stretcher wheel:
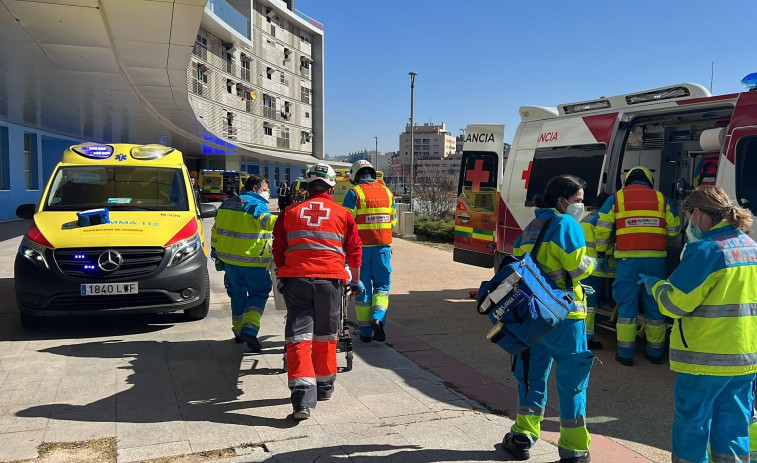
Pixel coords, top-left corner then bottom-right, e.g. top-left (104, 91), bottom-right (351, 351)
top-left (345, 351), bottom-right (353, 371)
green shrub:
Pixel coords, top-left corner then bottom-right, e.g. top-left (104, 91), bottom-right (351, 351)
top-left (414, 215), bottom-right (454, 243)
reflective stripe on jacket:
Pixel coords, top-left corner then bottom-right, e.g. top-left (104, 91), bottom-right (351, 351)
top-left (580, 210), bottom-right (615, 278)
top-left (343, 179), bottom-right (397, 246)
top-left (651, 222), bottom-right (757, 376)
top-left (211, 192), bottom-right (275, 267)
top-left (275, 194), bottom-right (362, 279)
top-left (513, 208), bottom-right (596, 320)
top-left (596, 183), bottom-right (680, 258)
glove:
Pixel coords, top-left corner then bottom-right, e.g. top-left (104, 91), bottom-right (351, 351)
top-left (637, 273), bottom-right (661, 295)
top-left (596, 256), bottom-right (609, 275)
top-left (349, 280), bottom-right (365, 298)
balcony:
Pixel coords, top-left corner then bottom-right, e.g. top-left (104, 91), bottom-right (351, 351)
top-left (206, 0), bottom-right (249, 39)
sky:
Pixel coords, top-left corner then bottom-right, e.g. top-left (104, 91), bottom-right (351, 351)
top-left (295, 0), bottom-right (757, 158)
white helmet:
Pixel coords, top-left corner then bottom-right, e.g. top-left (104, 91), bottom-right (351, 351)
top-left (349, 159), bottom-right (376, 184)
top-left (306, 163), bottom-right (337, 186)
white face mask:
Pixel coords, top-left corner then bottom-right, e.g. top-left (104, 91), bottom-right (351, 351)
top-left (259, 190), bottom-right (270, 200)
top-left (564, 201), bottom-right (584, 222)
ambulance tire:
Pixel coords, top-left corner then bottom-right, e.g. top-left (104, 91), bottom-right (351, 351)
top-left (19, 311), bottom-right (44, 329)
top-left (184, 270), bottom-right (210, 321)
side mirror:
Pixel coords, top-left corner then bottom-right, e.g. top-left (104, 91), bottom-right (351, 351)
top-left (16, 204), bottom-right (36, 220)
top-left (199, 203), bottom-right (217, 219)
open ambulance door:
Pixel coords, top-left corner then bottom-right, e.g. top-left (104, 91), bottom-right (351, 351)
top-left (453, 124), bottom-right (505, 268)
top-left (726, 127), bottom-right (757, 236)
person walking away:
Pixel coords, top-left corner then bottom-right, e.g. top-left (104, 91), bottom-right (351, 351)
top-left (595, 166), bottom-right (680, 366)
top-left (342, 160), bottom-right (397, 342)
top-left (502, 175), bottom-right (596, 463)
top-left (639, 185), bottom-right (757, 463)
top-left (272, 163), bottom-right (364, 421)
top-left (579, 192), bottom-right (614, 350)
top-left (278, 181), bottom-right (291, 212)
top-left (190, 176), bottom-right (201, 205)
top-left (211, 175), bottom-right (275, 351)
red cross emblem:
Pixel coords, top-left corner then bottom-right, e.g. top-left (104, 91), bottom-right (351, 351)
top-left (521, 161), bottom-right (533, 189)
top-left (301, 201), bottom-right (331, 226)
top-left (465, 159), bottom-right (490, 193)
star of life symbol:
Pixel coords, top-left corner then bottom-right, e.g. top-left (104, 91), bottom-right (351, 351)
top-left (301, 201), bottom-right (331, 226)
top-left (115, 154), bottom-right (127, 161)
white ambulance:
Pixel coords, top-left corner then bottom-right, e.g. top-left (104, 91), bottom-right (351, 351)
top-left (455, 83), bottom-right (757, 275)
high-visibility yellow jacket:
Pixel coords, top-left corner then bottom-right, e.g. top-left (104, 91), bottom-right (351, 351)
top-left (596, 183), bottom-right (680, 258)
top-left (514, 208), bottom-right (596, 320)
top-left (651, 222), bottom-right (757, 376)
top-left (211, 191), bottom-right (276, 267)
top-left (580, 210), bottom-right (616, 278)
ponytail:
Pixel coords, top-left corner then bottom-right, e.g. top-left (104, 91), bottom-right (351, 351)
top-left (683, 185), bottom-right (753, 231)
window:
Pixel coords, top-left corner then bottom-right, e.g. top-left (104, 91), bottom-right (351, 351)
top-left (197, 65), bottom-right (207, 84)
top-left (277, 127), bottom-right (290, 149)
top-left (274, 167), bottom-right (280, 184)
top-left (24, 133), bottom-right (38, 190)
top-left (300, 168), bottom-right (306, 178)
top-left (226, 79), bottom-right (233, 94)
top-left (263, 94), bottom-right (277, 119)
top-left (305, 112), bottom-right (310, 119)
top-left (285, 168), bottom-right (291, 182)
top-left (264, 123), bottom-right (273, 136)
top-left (434, 145), bottom-right (439, 149)
top-left (526, 144), bottom-right (606, 208)
top-left (457, 151), bottom-right (498, 212)
top-left (263, 166), bottom-right (269, 179)
top-left (266, 67), bottom-right (273, 80)
top-left (422, 139), bottom-right (430, 143)
top-left (0, 126), bottom-right (8, 190)
top-left (240, 56), bottom-right (251, 82)
top-left (735, 135), bottom-right (757, 214)
top-left (193, 34), bottom-right (207, 59)
top-left (300, 58), bottom-right (310, 78)
top-left (280, 72), bottom-right (286, 85)
top-left (301, 86), bottom-right (311, 104)
top-left (301, 130), bottom-right (311, 144)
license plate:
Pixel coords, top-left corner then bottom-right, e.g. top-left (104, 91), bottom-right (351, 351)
top-left (81, 282), bottom-right (138, 296)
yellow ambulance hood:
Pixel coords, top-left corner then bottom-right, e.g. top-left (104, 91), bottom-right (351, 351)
top-left (33, 211), bottom-right (196, 248)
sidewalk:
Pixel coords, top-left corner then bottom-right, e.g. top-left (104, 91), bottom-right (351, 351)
top-left (0, 217), bottom-right (659, 462)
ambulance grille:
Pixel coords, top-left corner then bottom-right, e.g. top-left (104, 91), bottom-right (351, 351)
top-left (46, 293), bottom-right (174, 311)
top-left (54, 247), bottom-right (165, 278)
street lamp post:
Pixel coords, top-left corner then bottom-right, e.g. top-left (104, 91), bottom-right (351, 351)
top-left (408, 71), bottom-right (417, 211)
top-left (374, 136), bottom-right (378, 169)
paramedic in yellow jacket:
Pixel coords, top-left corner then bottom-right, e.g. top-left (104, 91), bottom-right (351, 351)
top-left (503, 175), bottom-right (595, 463)
top-left (639, 186), bottom-right (757, 463)
top-left (211, 175), bottom-right (276, 351)
top-left (579, 192), bottom-right (614, 351)
top-left (342, 160), bottom-right (397, 343)
top-left (595, 166), bottom-right (680, 366)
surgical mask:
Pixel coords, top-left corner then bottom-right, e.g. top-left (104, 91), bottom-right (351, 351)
top-left (562, 199), bottom-right (584, 222)
top-left (259, 190), bottom-right (270, 200)
top-left (686, 221), bottom-right (702, 243)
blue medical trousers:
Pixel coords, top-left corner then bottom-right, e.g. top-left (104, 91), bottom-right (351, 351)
top-left (511, 318), bottom-right (594, 459)
top-left (672, 372), bottom-right (755, 463)
top-left (224, 264), bottom-right (271, 338)
top-left (356, 246), bottom-right (392, 338)
top-left (613, 257), bottom-right (666, 360)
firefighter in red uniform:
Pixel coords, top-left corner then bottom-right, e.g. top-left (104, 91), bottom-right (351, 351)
top-left (272, 163), bottom-right (363, 420)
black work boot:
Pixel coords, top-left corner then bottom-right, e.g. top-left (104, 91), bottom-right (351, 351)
top-left (501, 432), bottom-right (531, 460)
top-left (559, 451), bottom-right (591, 462)
top-left (615, 353), bottom-right (633, 366)
top-left (292, 407), bottom-right (310, 420)
top-left (371, 320), bottom-right (386, 342)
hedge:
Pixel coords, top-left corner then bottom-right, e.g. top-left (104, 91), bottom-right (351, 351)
top-left (414, 215), bottom-right (454, 243)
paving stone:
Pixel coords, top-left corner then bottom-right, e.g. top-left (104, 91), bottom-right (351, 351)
top-left (117, 440), bottom-right (193, 463)
top-left (44, 407), bottom-right (116, 442)
top-left (0, 430), bottom-right (44, 461)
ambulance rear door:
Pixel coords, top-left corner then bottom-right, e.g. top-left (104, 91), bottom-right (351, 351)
top-left (453, 124), bottom-right (505, 268)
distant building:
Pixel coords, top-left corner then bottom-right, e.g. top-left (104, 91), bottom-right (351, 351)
top-left (394, 122), bottom-right (458, 187)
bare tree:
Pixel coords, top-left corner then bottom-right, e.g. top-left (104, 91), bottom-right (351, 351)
top-left (414, 165), bottom-right (457, 221)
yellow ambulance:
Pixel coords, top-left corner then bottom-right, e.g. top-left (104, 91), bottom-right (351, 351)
top-left (14, 143), bottom-right (218, 328)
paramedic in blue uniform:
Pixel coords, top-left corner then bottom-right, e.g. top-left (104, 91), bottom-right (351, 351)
top-left (502, 175), bottom-right (596, 463)
top-left (640, 186), bottom-right (757, 463)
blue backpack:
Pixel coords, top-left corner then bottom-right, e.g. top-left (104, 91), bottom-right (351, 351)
top-left (476, 216), bottom-right (575, 356)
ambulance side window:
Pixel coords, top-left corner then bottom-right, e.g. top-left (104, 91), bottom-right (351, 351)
top-left (735, 135), bottom-right (757, 213)
top-left (525, 144), bottom-right (605, 208)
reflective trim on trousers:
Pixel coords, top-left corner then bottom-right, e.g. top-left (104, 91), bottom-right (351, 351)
top-left (561, 416), bottom-right (586, 428)
top-left (288, 376), bottom-right (316, 388)
top-left (286, 333), bottom-right (313, 343)
top-left (618, 340), bottom-right (636, 349)
top-left (671, 455), bottom-right (697, 463)
top-left (316, 373), bottom-right (337, 382)
top-left (314, 333), bottom-right (338, 342)
top-left (518, 405), bottom-right (545, 417)
top-left (710, 450), bottom-right (749, 463)
top-left (617, 317), bottom-right (637, 325)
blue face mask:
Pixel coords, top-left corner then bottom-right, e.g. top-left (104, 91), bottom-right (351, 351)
top-left (686, 213), bottom-right (702, 243)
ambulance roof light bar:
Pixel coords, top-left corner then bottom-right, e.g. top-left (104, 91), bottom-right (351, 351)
top-left (130, 144), bottom-right (174, 160)
top-left (72, 143), bottom-right (114, 159)
top-left (625, 86), bottom-right (691, 105)
top-left (742, 73), bottom-right (757, 91)
top-left (561, 99), bottom-right (611, 115)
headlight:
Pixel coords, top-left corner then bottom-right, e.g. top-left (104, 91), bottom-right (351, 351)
top-left (167, 233), bottom-right (201, 267)
top-left (19, 236), bottom-right (50, 269)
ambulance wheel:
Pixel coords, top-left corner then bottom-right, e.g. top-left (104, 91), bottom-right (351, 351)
top-left (19, 311), bottom-right (44, 329)
top-left (345, 351), bottom-right (353, 371)
top-left (184, 270), bottom-right (210, 321)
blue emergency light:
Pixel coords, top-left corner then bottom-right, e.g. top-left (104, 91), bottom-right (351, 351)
top-left (77, 208), bottom-right (110, 227)
top-left (72, 144), bottom-right (114, 159)
top-left (741, 73), bottom-right (757, 90)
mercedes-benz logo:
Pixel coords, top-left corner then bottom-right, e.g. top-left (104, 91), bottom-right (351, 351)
top-left (97, 250), bottom-right (123, 272)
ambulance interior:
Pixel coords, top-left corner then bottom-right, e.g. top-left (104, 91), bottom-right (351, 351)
top-left (613, 106), bottom-right (734, 272)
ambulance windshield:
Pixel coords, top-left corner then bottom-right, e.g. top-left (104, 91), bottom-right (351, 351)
top-left (45, 166), bottom-right (189, 211)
